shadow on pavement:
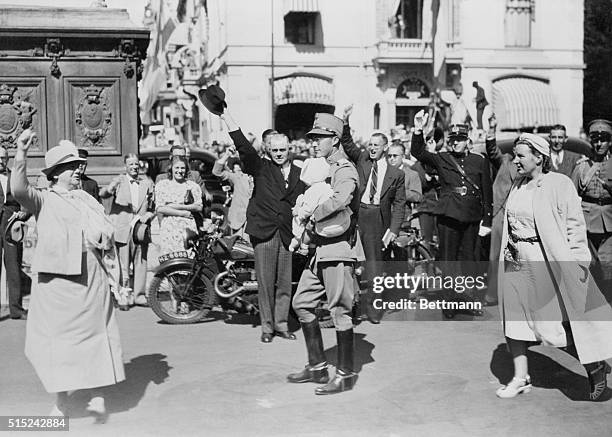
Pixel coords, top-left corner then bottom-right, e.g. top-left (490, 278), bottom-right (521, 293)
top-left (489, 343), bottom-right (611, 401)
top-left (67, 353), bottom-right (172, 417)
top-left (324, 332), bottom-right (375, 373)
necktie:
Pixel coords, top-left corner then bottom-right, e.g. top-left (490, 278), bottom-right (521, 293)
top-left (130, 178), bottom-right (139, 184)
top-left (369, 160), bottom-right (378, 204)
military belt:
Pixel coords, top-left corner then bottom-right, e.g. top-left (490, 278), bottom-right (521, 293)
top-left (582, 196), bottom-right (612, 206)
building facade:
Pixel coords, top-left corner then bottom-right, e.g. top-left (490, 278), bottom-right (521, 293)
top-left (202, 0), bottom-right (584, 141)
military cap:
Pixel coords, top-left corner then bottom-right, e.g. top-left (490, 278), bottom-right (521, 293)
top-left (588, 119), bottom-right (612, 135)
top-left (448, 124), bottom-right (469, 139)
top-left (77, 148), bottom-right (89, 158)
top-left (307, 113), bottom-right (343, 138)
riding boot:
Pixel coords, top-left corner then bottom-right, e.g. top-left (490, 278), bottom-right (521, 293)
top-left (287, 319), bottom-right (329, 383)
top-left (315, 329), bottom-right (358, 395)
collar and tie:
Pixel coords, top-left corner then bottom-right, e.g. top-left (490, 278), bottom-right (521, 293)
top-left (369, 159), bottom-right (378, 203)
top-left (129, 178), bottom-right (140, 184)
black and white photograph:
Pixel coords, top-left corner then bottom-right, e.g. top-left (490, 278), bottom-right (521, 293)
top-left (1, 0), bottom-right (611, 436)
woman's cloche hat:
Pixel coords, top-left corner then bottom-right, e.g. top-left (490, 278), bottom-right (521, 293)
top-left (41, 140), bottom-right (86, 176)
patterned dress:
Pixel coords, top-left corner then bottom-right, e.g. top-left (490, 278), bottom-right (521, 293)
top-left (155, 179), bottom-right (202, 255)
top-left (502, 178), bottom-right (567, 346)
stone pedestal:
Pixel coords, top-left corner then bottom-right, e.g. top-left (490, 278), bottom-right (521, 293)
top-left (0, 5), bottom-right (149, 184)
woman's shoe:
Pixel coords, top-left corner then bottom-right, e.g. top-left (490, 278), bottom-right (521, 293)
top-left (86, 396), bottom-right (108, 424)
top-left (496, 376), bottom-right (532, 398)
top-left (587, 361), bottom-right (611, 401)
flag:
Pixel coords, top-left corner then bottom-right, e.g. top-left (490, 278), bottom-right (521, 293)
top-left (139, 0), bottom-right (177, 124)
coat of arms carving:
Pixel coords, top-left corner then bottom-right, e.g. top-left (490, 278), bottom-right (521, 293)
top-left (0, 84), bottom-right (37, 149)
top-left (75, 84), bottom-right (112, 147)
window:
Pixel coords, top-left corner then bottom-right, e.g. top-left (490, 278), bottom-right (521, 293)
top-left (505, 0), bottom-right (533, 47)
top-left (389, 0), bottom-right (423, 39)
top-left (284, 12), bottom-right (318, 45)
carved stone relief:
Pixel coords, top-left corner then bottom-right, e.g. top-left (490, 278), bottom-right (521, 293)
top-left (0, 83), bottom-right (41, 149)
top-left (75, 84), bottom-right (113, 148)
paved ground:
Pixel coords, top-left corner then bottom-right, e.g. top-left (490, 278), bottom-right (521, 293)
top-left (1, 304), bottom-right (611, 437)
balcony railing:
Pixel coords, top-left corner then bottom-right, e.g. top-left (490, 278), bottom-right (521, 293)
top-left (375, 38), bottom-right (432, 62)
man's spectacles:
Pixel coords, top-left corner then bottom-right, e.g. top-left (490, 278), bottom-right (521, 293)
top-left (269, 148), bottom-right (287, 153)
top-left (590, 133), bottom-right (611, 143)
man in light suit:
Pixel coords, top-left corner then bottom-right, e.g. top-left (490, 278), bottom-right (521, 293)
top-left (100, 154), bottom-right (155, 307)
top-left (340, 106), bottom-right (406, 323)
top-left (549, 124), bottom-right (581, 178)
top-left (0, 146), bottom-right (31, 319)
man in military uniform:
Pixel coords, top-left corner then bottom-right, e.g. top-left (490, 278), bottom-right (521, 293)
top-left (572, 119), bottom-right (612, 287)
top-left (411, 111), bottom-right (492, 313)
top-left (288, 113), bottom-right (361, 395)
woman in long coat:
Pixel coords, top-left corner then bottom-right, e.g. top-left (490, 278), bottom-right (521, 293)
top-left (496, 133), bottom-right (612, 400)
top-left (12, 129), bottom-right (125, 419)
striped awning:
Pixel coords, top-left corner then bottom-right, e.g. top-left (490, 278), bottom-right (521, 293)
top-left (492, 77), bottom-right (559, 130)
top-left (274, 74), bottom-right (334, 106)
top-left (284, 0), bottom-right (319, 13)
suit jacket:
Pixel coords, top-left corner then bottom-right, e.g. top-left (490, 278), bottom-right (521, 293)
top-left (412, 132), bottom-right (493, 226)
top-left (550, 149), bottom-right (581, 179)
top-left (340, 125), bottom-right (406, 235)
top-left (229, 129), bottom-right (305, 247)
top-left (107, 175), bottom-right (155, 244)
top-left (80, 174), bottom-right (101, 203)
top-left (0, 169), bottom-right (32, 235)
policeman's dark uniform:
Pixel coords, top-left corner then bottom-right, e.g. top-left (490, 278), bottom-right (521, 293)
top-left (572, 119), bottom-right (612, 285)
top-left (412, 124), bottom-right (493, 262)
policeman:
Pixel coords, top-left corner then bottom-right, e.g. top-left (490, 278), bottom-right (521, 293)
top-left (288, 113), bottom-right (361, 395)
top-left (411, 110), bottom-right (492, 314)
top-left (572, 119), bottom-right (612, 286)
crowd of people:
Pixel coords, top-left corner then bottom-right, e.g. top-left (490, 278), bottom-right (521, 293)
top-left (2, 86), bottom-right (612, 420)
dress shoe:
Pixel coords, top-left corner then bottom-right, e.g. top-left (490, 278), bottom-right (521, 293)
top-left (495, 376), bottom-right (532, 398)
top-left (86, 396), bottom-right (108, 424)
top-left (261, 333), bottom-right (274, 343)
top-left (315, 370), bottom-right (358, 395)
top-left (10, 312), bottom-right (27, 320)
top-left (274, 331), bottom-right (297, 340)
top-left (134, 295), bottom-right (149, 307)
top-left (287, 364), bottom-right (329, 384)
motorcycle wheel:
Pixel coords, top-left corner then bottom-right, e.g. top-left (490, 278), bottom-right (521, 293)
top-left (149, 266), bottom-right (215, 324)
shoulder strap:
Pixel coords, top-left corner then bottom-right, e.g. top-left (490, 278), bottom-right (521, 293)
top-left (445, 153), bottom-right (480, 191)
top-left (579, 161), bottom-right (599, 195)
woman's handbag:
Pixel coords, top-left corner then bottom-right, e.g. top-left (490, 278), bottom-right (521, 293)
top-left (184, 188), bottom-right (195, 205)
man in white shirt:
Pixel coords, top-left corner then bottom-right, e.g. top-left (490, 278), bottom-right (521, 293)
top-left (100, 154), bottom-right (155, 307)
top-left (549, 124), bottom-right (581, 178)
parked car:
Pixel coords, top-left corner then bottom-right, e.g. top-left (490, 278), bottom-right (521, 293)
top-left (139, 147), bottom-right (228, 221)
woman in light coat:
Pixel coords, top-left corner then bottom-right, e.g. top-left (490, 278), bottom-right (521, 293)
top-left (12, 129), bottom-right (125, 420)
top-left (496, 133), bottom-right (612, 400)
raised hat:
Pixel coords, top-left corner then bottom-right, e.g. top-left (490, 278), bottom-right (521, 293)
top-left (307, 113), bottom-right (343, 138)
top-left (41, 140), bottom-right (86, 176)
top-left (5, 214), bottom-right (27, 245)
top-left (198, 84), bottom-right (227, 116)
top-left (588, 119), bottom-right (612, 135)
top-left (448, 124), bottom-right (469, 139)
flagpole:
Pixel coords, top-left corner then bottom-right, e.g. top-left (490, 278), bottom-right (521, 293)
top-left (270, 0), bottom-right (275, 129)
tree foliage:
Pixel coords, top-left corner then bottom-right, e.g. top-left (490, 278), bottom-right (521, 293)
top-left (584, 0), bottom-right (612, 125)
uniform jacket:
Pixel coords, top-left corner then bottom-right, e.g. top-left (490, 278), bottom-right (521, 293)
top-left (499, 172), bottom-right (612, 363)
top-left (105, 175), bottom-right (155, 244)
top-left (229, 129), bottom-right (305, 247)
top-left (312, 148), bottom-right (362, 262)
top-left (550, 149), bottom-right (582, 179)
top-left (340, 124), bottom-right (406, 235)
top-left (412, 161), bottom-right (439, 214)
top-left (412, 132), bottom-right (493, 226)
top-left (571, 157), bottom-right (612, 233)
